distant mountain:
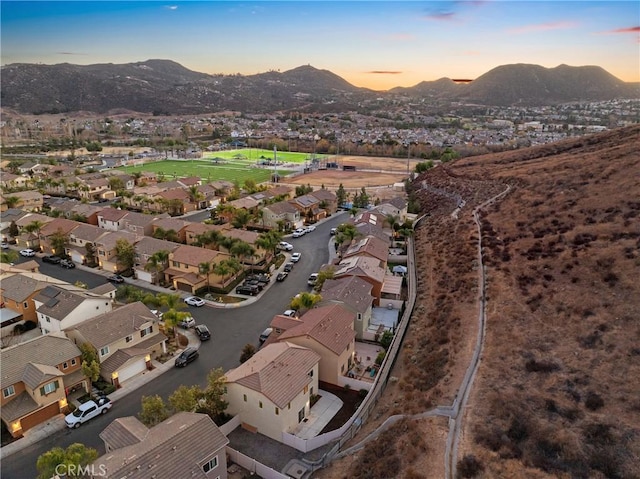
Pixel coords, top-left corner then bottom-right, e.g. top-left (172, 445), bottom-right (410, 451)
top-left (1, 60), bottom-right (637, 115)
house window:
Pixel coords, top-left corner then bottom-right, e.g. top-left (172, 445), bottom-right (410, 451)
top-left (172, 261), bottom-right (180, 268)
top-left (46, 317), bottom-right (50, 323)
top-left (141, 326), bottom-right (153, 337)
top-left (125, 335), bottom-right (133, 343)
top-left (100, 346), bottom-right (110, 357)
top-left (42, 381), bottom-right (58, 395)
top-left (42, 329), bottom-right (49, 334)
top-left (259, 401), bottom-right (263, 409)
top-left (62, 362), bottom-right (68, 370)
top-left (308, 369), bottom-right (314, 377)
top-left (357, 313), bottom-right (362, 321)
top-left (202, 456), bottom-right (218, 473)
top-left (243, 394), bottom-right (247, 402)
top-left (23, 302), bottom-right (28, 308)
top-left (71, 358), bottom-right (77, 366)
top-left (341, 364), bottom-right (345, 373)
top-left (304, 385), bottom-right (308, 394)
top-left (288, 403), bottom-right (291, 409)
top-left (3, 386), bottom-right (15, 398)
top-left (275, 407), bottom-right (279, 415)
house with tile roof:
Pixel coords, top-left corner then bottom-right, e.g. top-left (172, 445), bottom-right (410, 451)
top-left (150, 217), bottom-right (191, 243)
top-left (121, 210), bottom-right (168, 237)
top-left (276, 304), bottom-right (356, 386)
top-left (309, 188), bottom-right (338, 215)
top-left (38, 218), bottom-right (81, 255)
top-left (34, 284), bottom-right (114, 333)
top-left (0, 190), bottom-right (43, 212)
top-left (374, 196), bottom-right (408, 221)
top-left (262, 200), bottom-right (302, 231)
top-left (95, 412), bottom-right (229, 479)
top-left (97, 208), bottom-right (130, 231)
top-left (318, 277), bottom-right (374, 340)
top-left (1, 332), bottom-right (88, 438)
top-left (133, 236), bottom-right (180, 284)
top-left (342, 235), bottom-right (390, 265)
top-left (95, 230), bottom-right (140, 273)
top-left (0, 208), bottom-right (27, 243)
top-left (332, 256), bottom-right (387, 306)
top-left (225, 342), bottom-right (320, 442)
top-left (288, 194), bottom-right (326, 224)
top-left (353, 221), bottom-right (390, 244)
top-left (165, 245), bottom-right (233, 292)
top-left (66, 223), bottom-right (108, 265)
top-left (66, 302), bottom-right (167, 387)
top-left (184, 222), bottom-right (229, 246)
top-left (0, 273), bottom-right (69, 323)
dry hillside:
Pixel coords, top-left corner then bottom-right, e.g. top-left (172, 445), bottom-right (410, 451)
top-left (317, 125), bottom-right (639, 478)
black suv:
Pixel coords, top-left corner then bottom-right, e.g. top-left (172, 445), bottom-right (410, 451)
top-left (42, 255), bottom-right (61, 264)
top-left (175, 347), bottom-right (199, 367)
top-left (194, 325), bottom-right (211, 341)
top-left (235, 284), bottom-right (259, 296)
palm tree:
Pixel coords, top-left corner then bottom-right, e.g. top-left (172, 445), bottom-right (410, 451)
top-left (144, 250), bottom-right (169, 285)
top-left (3, 196), bottom-right (20, 209)
top-left (213, 258), bottom-right (242, 287)
top-left (198, 261), bottom-right (212, 292)
top-left (187, 185), bottom-right (204, 207)
top-left (230, 241), bottom-right (256, 272)
top-left (0, 250), bottom-right (19, 264)
top-left (231, 209), bottom-right (251, 230)
top-left (256, 230), bottom-right (282, 262)
top-left (385, 214), bottom-right (401, 239)
top-left (290, 292), bottom-right (322, 314)
top-left (195, 230), bottom-right (223, 250)
top-left (161, 309), bottom-right (192, 347)
top-left (158, 293), bottom-right (185, 311)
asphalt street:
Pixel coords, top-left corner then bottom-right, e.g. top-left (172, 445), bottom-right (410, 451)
top-left (1, 212), bottom-right (347, 479)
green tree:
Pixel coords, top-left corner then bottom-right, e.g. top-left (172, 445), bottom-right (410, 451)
top-left (79, 343), bottom-right (100, 383)
top-left (315, 267), bottom-right (335, 291)
top-left (213, 258), bottom-right (242, 286)
top-left (335, 183), bottom-right (347, 207)
top-left (187, 185), bottom-right (204, 205)
top-left (240, 344), bottom-right (256, 363)
top-left (24, 220), bottom-right (45, 236)
top-left (243, 178), bottom-right (257, 193)
top-left (198, 261), bottom-right (212, 292)
top-left (8, 220), bottom-right (19, 238)
top-left (0, 250), bottom-right (18, 264)
top-left (139, 395), bottom-right (170, 427)
top-left (3, 196), bottom-right (20, 209)
top-left (36, 443), bottom-right (98, 479)
top-left (256, 230), bottom-right (282, 261)
top-left (231, 209), bottom-right (252, 229)
top-left (415, 160), bottom-right (434, 173)
top-left (49, 229), bottom-right (69, 257)
top-left (290, 291), bottom-right (322, 313)
top-left (145, 250), bottom-right (170, 285)
top-left (107, 176), bottom-right (125, 194)
top-left (229, 240), bottom-right (256, 270)
top-left (197, 368), bottom-right (229, 423)
top-left (115, 238), bottom-right (136, 274)
top-left (168, 384), bottom-right (200, 413)
top-left (379, 330), bottom-right (394, 350)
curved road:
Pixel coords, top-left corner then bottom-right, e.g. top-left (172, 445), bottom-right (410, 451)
top-left (1, 213), bottom-right (347, 479)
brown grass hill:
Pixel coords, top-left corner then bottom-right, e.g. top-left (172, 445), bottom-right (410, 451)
top-left (314, 125), bottom-right (639, 479)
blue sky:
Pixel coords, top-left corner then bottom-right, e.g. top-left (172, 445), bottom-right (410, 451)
top-left (1, 1), bottom-right (638, 90)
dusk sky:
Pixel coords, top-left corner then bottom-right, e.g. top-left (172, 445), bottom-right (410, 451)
top-left (1, 1), bottom-right (638, 90)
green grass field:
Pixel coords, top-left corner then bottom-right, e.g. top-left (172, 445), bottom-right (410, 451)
top-left (204, 148), bottom-right (326, 164)
top-left (118, 157), bottom-right (294, 184)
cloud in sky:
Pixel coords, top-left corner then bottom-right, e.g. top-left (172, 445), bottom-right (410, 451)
top-left (57, 52), bottom-right (87, 56)
top-left (366, 71), bottom-right (403, 75)
top-left (165, 5), bottom-right (178, 10)
top-left (600, 26), bottom-right (640, 34)
top-left (421, 1), bottom-right (486, 21)
top-left (507, 21), bottom-right (578, 34)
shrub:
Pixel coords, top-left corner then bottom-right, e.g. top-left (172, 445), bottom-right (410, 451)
top-left (457, 454), bottom-right (484, 478)
top-left (584, 391), bottom-right (604, 411)
top-left (525, 358), bottom-right (560, 373)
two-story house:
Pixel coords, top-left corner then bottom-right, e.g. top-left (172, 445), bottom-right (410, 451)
top-left (66, 223), bottom-right (108, 265)
top-left (288, 194), bottom-right (325, 224)
top-left (0, 208), bottom-right (27, 243)
top-left (276, 304), bottom-right (356, 386)
top-left (374, 197), bottom-right (408, 223)
top-left (34, 284), bottom-right (114, 333)
top-left (14, 213), bottom-right (55, 249)
top-left (95, 230), bottom-right (140, 273)
top-left (318, 277), bottom-right (374, 340)
top-left (1, 333), bottom-right (88, 438)
top-left (97, 208), bottom-right (130, 232)
top-left (150, 218), bottom-right (191, 243)
top-left (1, 190), bottom-right (43, 212)
top-left (165, 245), bottom-right (233, 292)
top-left (332, 256), bottom-right (387, 306)
top-left (309, 188), bottom-right (338, 216)
top-left (261, 201), bottom-right (302, 231)
top-left (38, 218), bottom-right (80, 255)
top-left (95, 412), bottom-right (229, 479)
top-left (0, 273), bottom-right (68, 324)
top-left (66, 302), bottom-right (167, 387)
top-left (225, 342), bottom-right (320, 442)
top-left (133, 236), bottom-right (180, 284)
top-left (121, 210), bottom-right (169, 237)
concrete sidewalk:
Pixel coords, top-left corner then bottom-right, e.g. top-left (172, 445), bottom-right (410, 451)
top-left (0, 329), bottom-right (200, 460)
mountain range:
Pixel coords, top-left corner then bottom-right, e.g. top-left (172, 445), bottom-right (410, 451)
top-left (1, 60), bottom-right (638, 115)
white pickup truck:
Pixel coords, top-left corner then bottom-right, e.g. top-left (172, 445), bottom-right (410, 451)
top-left (65, 396), bottom-right (112, 428)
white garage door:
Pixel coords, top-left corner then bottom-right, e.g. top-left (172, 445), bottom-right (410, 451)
top-left (117, 358), bottom-right (146, 383)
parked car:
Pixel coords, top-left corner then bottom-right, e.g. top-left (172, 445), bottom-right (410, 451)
top-left (235, 284), bottom-right (259, 296)
top-left (42, 255), bottom-right (61, 264)
top-left (246, 273), bottom-right (270, 284)
top-left (243, 280), bottom-right (264, 291)
top-left (64, 396), bottom-right (112, 429)
top-left (259, 327), bottom-right (273, 343)
top-left (283, 309), bottom-right (297, 317)
top-left (307, 273), bottom-right (319, 286)
top-left (292, 228), bottom-right (306, 238)
top-left (175, 347), bottom-right (199, 367)
top-left (20, 249), bottom-right (36, 257)
top-left (276, 271), bottom-right (288, 282)
top-left (283, 262), bottom-right (294, 272)
top-left (107, 274), bottom-right (125, 284)
top-left (194, 324), bottom-right (211, 341)
top-left (330, 227), bottom-right (338, 236)
top-left (178, 316), bottom-right (196, 329)
top-left (150, 310), bottom-right (163, 319)
top-left (1, 242), bottom-right (9, 249)
top-left (278, 241), bottom-right (293, 251)
top-left (290, 252), bottom-right (301, 263)
top-left (59, 259), bottom-right (75, 269)
top-left (184, 296), bottom-right (205, 307)
top-left (305, 225), bottom-right (316, 233)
